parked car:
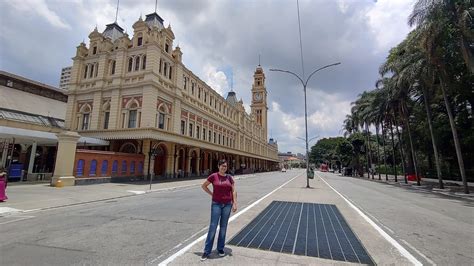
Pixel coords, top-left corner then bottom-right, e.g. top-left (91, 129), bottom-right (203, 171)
top-left (281, 168), bottom-right (287, 172)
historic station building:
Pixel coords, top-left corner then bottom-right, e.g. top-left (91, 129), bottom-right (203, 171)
top-left (62, 10), bottom-right (279, 181)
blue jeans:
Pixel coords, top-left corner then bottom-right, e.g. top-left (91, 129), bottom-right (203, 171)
top-left (204, 201), bottom-right (232, 254)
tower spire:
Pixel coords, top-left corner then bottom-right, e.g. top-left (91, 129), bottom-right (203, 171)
top-left (258, 54), bottom-right (261, 66)
top-left (115, 0), bottom-right (120, 23)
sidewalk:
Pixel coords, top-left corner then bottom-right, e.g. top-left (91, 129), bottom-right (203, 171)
top-left (167, 171), bottom-right (415, 265)
top-left (0, 174), bottom-right (256, 216)
top-left (341, 172), bottom-right (474, 200)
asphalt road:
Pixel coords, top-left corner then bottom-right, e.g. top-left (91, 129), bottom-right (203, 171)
top-left (317, 171), bottom-right (474, 266)
top-left (0, 171), bottom-right (297, 265)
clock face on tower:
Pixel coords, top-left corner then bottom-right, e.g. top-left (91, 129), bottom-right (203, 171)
top-left (254, 92), bottom-right (263, 101)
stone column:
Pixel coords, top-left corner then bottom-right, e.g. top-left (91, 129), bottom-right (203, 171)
top-left (143, 139), bottom-right (151, 179)
top-left (196, 157), bottom-right (201, 176)
top-left (27, 141), bottom-right (37, 180)
top-left (52, 131), bottom-right (81, 186)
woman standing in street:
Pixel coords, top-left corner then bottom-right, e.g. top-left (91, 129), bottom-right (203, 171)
top-left (0, 168), bottom-right (8, 202)
top-left (201, 159), bottom-right (237, 261)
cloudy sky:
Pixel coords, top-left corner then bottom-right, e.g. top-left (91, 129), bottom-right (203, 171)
top-left (0, 0), bottom-right (414, 154)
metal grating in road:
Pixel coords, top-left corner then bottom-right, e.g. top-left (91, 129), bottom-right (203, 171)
top-left (228, 201), bottom-right (374, 265)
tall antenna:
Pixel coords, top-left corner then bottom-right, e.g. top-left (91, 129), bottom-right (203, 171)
top-left (115, 0), bottom-right (120, 23)
top-left (155, 0), bottom-right (158, 13)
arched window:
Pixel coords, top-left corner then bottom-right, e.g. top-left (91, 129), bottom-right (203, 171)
top-left (137, 33), bottom-right (143, 46)
top-left (119, 143), bottom-right (137, 153)
top-left (128, 102), bottom-right (138, 128)
top-left (121, 160), bottom-right (127, 174)
top-left (110, 60), bottom-right (116, 75)
top-left (128, 57), bottom-right (133, 72)
top-left (112, 160), bottom-right (118, 175)
top-left (102, 102), bottom-right (110, 129)
top-left (79, 104), bottom-right (92, 130)
top-left (134, 56), bottom-right (140, 71)
top-left (130, 161), bottom-right (136, 174)
top-left (142, 55), bottom-right (146, 70)
top-left (76, 159), bottom-right (85, 176)
top-left (94, 62), bottom-right (99, 77)
top-left (90, 159), bottom-right (97, 176)
top-left (101, 160), bottom-right (108, 176)
top-left (138, 162), bottom-right (143, 174)
top-left (83, 65), bottom-right (88, 79)
top-left (89, 64), bottom-right (94, 78)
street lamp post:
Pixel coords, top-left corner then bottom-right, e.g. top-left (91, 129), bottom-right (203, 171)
top-left (148, 147), bottom-right (160, 190)
top-left (270, 62), bottom-right (340, 188)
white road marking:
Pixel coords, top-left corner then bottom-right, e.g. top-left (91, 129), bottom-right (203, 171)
top-left (317, 173), bottom-right (423, 266)
top-left (401, 239), bottom-right (436, 266)
top-left (0, 207), bottom-right (23, 215)
top-left (158, 171), bottom-right (303, 266)
top-left (0, 215), bottom-right (35, 225)
top-left (127, 190), bottom-right (146, 194)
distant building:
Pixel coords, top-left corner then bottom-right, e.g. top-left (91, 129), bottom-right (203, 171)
top-left (0, 70), bottom-right (106, 181)
top-left (59, 66), bottom-right (72, 90)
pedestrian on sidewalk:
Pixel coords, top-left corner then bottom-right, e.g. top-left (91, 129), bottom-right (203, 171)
top-left (201, 159), bottom-right (237, 261)
top-left (0, 168), bottom-right (8, 202)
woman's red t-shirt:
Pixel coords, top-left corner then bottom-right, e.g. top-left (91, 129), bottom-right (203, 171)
top-left (207, 173), bottom-right (234, 204)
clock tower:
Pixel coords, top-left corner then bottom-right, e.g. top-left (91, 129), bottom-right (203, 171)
top-left (250, 65), bottom-right (268, 140)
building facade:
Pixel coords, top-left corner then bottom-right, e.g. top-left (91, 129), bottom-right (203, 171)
top-left (63, 11), bottom-right (279, 179)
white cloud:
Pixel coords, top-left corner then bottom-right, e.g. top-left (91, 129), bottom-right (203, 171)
top-left (203, 64), bottom-right (229, 96)
top-left (5, 0), bottom-right (71, 29)
top-left (366, 0), bottom-right (415, 53)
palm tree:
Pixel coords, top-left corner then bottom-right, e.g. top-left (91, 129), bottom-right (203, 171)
top-left (409, 0), bottom-right (470, 193)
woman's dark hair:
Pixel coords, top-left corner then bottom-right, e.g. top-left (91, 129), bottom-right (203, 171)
top-left (218, 159), bottom-right (227, 167)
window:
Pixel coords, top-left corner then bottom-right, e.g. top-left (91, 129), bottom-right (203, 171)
top-left (130, 161), bottom-right (136, 174)
top-left (183, 76), bottom-right (187, 90)
top-left (197, 126), bottom-right (200, 139)
top-left (112, 160), bottom-right (118, 175)
top-left (104, 112), bottom-right (110, 129)
top-left (135, 56), bottom-right (140, 71)
top-left (93, 46), bottom-right (97, 54)
top-left (218, 134), bottom-right (221, 145)
top-left (198, 88), bottom-right (201, 99)
top-left (121, 160), bottom-right (127, 174)
top-left (101, 160), bottom-right (108, 176)
top-left (76, 159), bottom-right (85, 176)
top-left (209, 130), bottom-right (211, 141)
top-left (138, 162), bottom-right (143, 174)
top-left (181, 120), bottom-right (186, 135)
top-left (169, 66), bottom-right (172, 79)
top-left (83, 65), bottom-right (88, 79)
top-left (137, 37), bottom-right (143, 46)
top-left (203, 128), bottom-right (206, 140)
top-left (90, 160), bottom-right (97, 176)
top-left (142, 55), bottom-right (146, 70)
top-left (214, 132), bottom-right (216, 143)
top-left (128, 110), bottom-right (137, 128)
top-left (82, 113), bottom-right (90, 130)
top-left (189, 123), bottom-right (193, 137)
top-left (94, 63), bottom-right (98, 77)
top-left (89, 64), bottom-right (94, 78)
top-left (159, 59), bottom-right (163, 73)
top-left (158, 113), bottom-right (165, 129)
top-left (164, 62), bottom-right (168, 76)
top-left (128, 57), bottom-right (133, 72)
top-left (191, 82), bottom-right (195, 95)
top-left (111, 60), bottom-right (116, 75)
top-left (165, 43), bottom-right (169, 52)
